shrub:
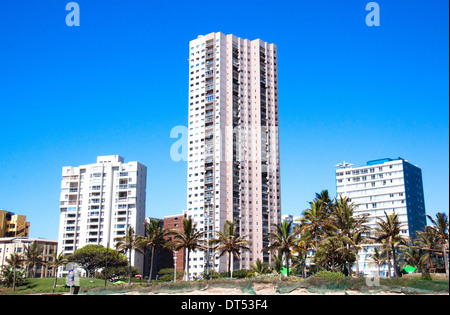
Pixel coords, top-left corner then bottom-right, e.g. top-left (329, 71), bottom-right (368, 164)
top-left (158, 268), bottom-right (184, 281)
top-left (421, 273), bottom-right (432, 281)
top-left (232, 269), bottom-right (250, 279)
top-left (314, 270), bottom-right (346, 278)
top-left (0, 267), bottom-right (27, 287)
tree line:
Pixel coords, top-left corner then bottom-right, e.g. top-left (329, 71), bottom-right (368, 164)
top-left (2, 190), bottom-right (448, 291)
top-left (109, 190), bottom-right (449, 281)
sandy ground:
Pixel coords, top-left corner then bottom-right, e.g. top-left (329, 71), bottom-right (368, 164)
top-left (106, 283), bottom-right (448, 295)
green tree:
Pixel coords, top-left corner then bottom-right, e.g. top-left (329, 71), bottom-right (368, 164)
top-left (249, 258), bottom-right (270, 276)
top-left (293, 230), bottom-right (313, 278)
top-left (143, 219), bottom-right (170, 282)
top-left (47, 252), bottom-right (68, 293)
top-left (4, 253), bottom-right (24, 291)
top-left (67, 244), bottom-right (109, 277)
top-left (300, 200), bottom-right (327, 252)
top-left (314, 190), bottom-right (334, 216)
top-left (373, 211), bottom-right (405, 278)
top-left (96, 250), bottom-right (129, 281)
top-left (314, 236), bottom-right (353, 273)
top-left (426, 212), bottom-right (449, 278)
top-left (262, 221), bottom-right (299, 277)
top-left (158, 268), bottom-right (185, 282)
top-left (271, 252), bottom-right (284, 274)
top-left (209, 220), bottom-right (251, 278)
top-left (367, 246), bottom-right (386, 277)
top-left (415, 228), bottom-right (439, 273)
top-left (115, 226), bottom-right (146, 284)
top-left (399, 238), bottom-right (427, 273)
top-left (23, 241), bottom-right (44, 278)
top-left (166, 217), bottom-right (206, 281)
top-left (1, 266), bottom-right (26, 289)
top-left (331, 196), bottom-right (370, 277)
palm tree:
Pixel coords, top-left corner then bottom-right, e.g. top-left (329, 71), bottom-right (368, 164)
top-left (331, 196), bottom-right (370, 276)
top-left (367, 246), bottom-right (386, 277)
top-left (339, 231), bottom-right (370, 277)
top-left (426, 212), bottom-right (449, 278)
top-left (293, 229), bottom-right (313, 278)
top-left (166, 217), bottom-right (206, 281)
top-left (209, 220), bottom-right (251, 278)
top-left (115, 226), bottom-right (146, 284)
top-left (373, 211), bottom-right (405, 278)
top-left (271, 252), bottom-right (284, 274)
top-left (47, 252), bottom-right (69, 293)
top-left (143, 219), bottom-right (170, 282)
top-left (23, 241), bottom-right (44, 278)
top-left (262, 221), bottom-right (299, 277)
top-left (300, 200), bottom-right (327, 252)
top-left (314, 190), bottom-right (334, 215)
top-left (399, 238), bottom-right (427, 274)
top-left (415, 228), bottom-right (439, 273)
top-left (5, 253), bottom-right (23, 292)
top-left (249, 258), bottom-right (270, 276)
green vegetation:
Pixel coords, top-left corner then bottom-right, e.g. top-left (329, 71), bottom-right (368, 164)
top-left (1, 190), bottom-right (447, 294)
top-left (314, 271), bottom-right (346, 278)
top-left (3, 274), bottom-right (446, 295)
top-left (0, 277), bottom-right (108, 295)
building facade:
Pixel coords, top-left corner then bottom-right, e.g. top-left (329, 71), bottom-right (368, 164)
top-left (186, 32), bottom-right (281, 278)
top-left (0, 210), bottom-right (30, 238)
top-left (57, 155), bottom-right (147, 274)
top-left (163, 213), bottom-right (186, 273)
top-left (335, 157), bottom-right (427, 276)
top-left (0, 237), bottom-right (58, 278)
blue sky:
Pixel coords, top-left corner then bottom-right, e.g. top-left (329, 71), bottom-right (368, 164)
top-left (0, 0), bottom-right (448, 240)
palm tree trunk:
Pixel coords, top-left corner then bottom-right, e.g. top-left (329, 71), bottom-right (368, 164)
top-left (386, 246), bottom-right (391, 278)
top-left (185, 249), bottom-right (190, 281)
top-left (148, 246), bottom-right (155, 283)
top-left (427, 250), bottom-right (433, 273)
top-left (391, 244), bottom-right (399, 277)
top-left (302, 255), bottom-right (307, 278)
top-left (443, 243), bottom-right (449, 278)
top-left (52, 273), bottom-right (58, 293)
top-left (12, 268), bottom-right (16, 292)
top-left (286, 254), bottom-right (290, 277)
top-left (128, 251), bottom-right (132, 284)
top-left (228, 252), bottom-right (232, 278)
top-left (355, 248), bottom-right (360, 277)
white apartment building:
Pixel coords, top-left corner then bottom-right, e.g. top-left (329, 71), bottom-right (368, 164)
top-left (186, 32), bottom-right (281, 278)
top-left (57, 155), bottom-right (147, 274)
top-left (336, 157), bottom-right (426, 276)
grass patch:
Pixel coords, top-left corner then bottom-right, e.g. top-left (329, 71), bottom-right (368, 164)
top-left (0, 277), bottom-right (110, 295)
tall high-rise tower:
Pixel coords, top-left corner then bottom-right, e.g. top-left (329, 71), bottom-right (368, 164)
top-left (186, 32), bottom-right (281, 278)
